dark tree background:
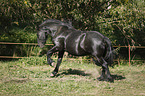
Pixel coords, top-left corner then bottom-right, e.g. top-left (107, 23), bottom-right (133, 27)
top-left (0, 0), bottom-right (145, 59)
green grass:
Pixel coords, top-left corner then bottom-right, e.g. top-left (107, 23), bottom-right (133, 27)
top-left (0, 57), bottom-right (145, 96)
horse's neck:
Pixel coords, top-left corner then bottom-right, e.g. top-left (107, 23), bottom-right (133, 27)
top-left (52, 26), bottom-right (67, 37)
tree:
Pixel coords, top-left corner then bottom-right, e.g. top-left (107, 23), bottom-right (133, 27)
top-left (0, 0), bottom-right (145, 57)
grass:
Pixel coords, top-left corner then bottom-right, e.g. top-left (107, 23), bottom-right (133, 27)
top-left (0, 57), bottom-right (145, 96)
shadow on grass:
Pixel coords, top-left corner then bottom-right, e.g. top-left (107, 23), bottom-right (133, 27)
top-left (4, 79), bottom-right (30, 84)
top-left (111, 74), bottom-right (126, 80)
top-left (56, 68), bottom-right (126, 81)
top-left (57, 68), bottom-right (91, 77)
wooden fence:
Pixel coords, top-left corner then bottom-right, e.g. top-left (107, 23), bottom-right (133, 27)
top-left (0, 42), bottom-right (145, 66)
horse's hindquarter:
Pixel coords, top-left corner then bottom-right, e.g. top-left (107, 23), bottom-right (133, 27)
top-left (87, 31), bottom-right (105, 56)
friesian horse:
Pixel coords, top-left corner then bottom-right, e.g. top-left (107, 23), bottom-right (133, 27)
top-left (37, 19), bottom-right (114, 82)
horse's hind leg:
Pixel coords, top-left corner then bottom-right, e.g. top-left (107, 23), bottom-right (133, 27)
top-left (94, 56), bottom-right (113, 82)
top-left (94, 57), bottom-right (106, 81)
top-left (101, 58), bottom-right (113, 82)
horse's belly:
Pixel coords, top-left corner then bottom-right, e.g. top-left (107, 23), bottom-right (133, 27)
top-left (66, 48), bottom-right (88, 56)
top-left (66, 47), bottom-right (88, 56)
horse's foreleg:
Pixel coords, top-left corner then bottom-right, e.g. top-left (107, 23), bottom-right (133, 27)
top-left (47, 46), bottom-right (58, 66)
top-left (50, 50), bottom-right (64, 77)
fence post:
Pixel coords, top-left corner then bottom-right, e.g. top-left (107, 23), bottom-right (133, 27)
top-left (129, 45), bottom-right (131, 66)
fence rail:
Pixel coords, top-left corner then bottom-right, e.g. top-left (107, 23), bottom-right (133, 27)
top-left (1, 42), bottom-right (145, 48)
top-left (0, 42), bottom-right (53, 45)
top-left (0, 42), bottom-right (145, 66)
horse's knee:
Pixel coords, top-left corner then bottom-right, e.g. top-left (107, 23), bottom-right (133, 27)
top-left (101, 61), bottom-right (108, 69)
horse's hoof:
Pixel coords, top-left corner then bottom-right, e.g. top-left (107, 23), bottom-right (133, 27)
top-left (107, 77), bottom-right (114, 83)
top-left (48, 62), bottom-right (53, 67)
top-left (50, 73), bottom-right (55, 77)
top-left (47, 60), bottom-right (54, 67)
top-left (51, 62), bottom-right (55, 67)
top-left (97, 77), bottom-right (105, 81)
top-left (50, 72), bottom-right (57, 77)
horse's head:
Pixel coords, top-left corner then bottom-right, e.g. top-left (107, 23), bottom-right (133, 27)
top-left (37, 24), bottom-right (60, 48)
top-left (37, 19), bottom-right (74, 48)
top-left (37, 27), bottom-right (48, 48)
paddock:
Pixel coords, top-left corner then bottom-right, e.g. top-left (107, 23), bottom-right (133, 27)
top-left (0, 57), bottom-right (144, 96)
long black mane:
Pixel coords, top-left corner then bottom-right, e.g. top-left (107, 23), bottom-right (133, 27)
top-left (39, 19), bottom-right (74, 29)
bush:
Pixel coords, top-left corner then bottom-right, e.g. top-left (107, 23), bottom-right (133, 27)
top-left (96, 3), bottom-right (145, 46)
top-left (0, 27), bottom-right (39, 57)
top-left (0, 0), bottom-right (144, 60)
top-left (0, 27), bottom-right (37, 43)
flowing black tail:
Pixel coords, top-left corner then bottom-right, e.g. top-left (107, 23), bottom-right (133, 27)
top-left (104, 37), bottom-right (114, 65)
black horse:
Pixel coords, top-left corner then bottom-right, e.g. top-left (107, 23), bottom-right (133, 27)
top-left (37, 19), bottom-right (114, 82)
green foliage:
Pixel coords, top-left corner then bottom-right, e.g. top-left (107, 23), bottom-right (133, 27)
top-left (0, 0), bottom-right (36, 28)
top-left (0, 0), bottom-right (145, 57)
top-left (0, 27), bottom-right (37, 42)
top-left (0, 27), bottom-right (39, 57)
top-left (96, 2), bottom-right (145, 45)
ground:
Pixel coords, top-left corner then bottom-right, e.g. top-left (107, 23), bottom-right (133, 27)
top-left (0, 57), bottom-right (145, 96)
